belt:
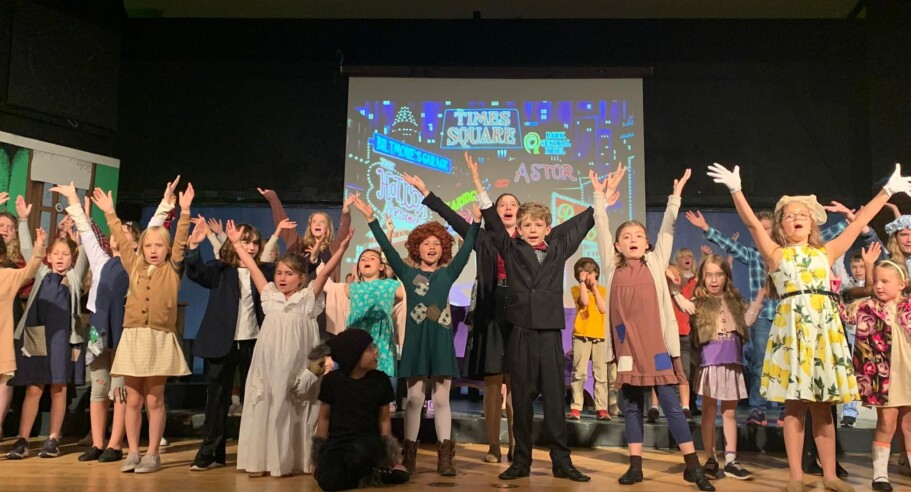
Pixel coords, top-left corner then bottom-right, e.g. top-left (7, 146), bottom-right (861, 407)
top-left (777, 289), bottom-right (840, 302)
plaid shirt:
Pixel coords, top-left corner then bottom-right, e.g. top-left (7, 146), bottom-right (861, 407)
top-left (704, 220), bottom-right (847, 320)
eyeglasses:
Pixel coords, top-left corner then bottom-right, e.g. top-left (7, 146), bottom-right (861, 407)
top-left (703, 272), bottom-right (727, 280)
top-left (782, 211), bottom-right (812, 222)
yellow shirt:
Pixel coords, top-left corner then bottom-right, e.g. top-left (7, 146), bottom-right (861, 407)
top-left (571, 285), bottom-right (607, 339)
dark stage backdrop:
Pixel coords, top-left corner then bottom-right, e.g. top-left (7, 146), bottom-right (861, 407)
top-left (116, 18), bottom-right (874, 210)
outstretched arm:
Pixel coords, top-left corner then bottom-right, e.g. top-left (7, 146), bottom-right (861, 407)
top-left (653, 169), bottom-right (689, 266)
top-left (825, 165), bottom-right (911, 263)
top-left (310, 228), bottom-right (353, 298)
top-left (227, 220), bottom-right (269, 293)
top-left (707, 163), bottom-right (781, 266)
top-left (258, 187), bottom-right (301, 251)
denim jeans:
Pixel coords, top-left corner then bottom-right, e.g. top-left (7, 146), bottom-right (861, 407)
top-left (749, 317), bottom-right (778, 416)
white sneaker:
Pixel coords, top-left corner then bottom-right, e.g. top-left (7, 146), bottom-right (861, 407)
top-left (121, 452), bottom-right (141, 472)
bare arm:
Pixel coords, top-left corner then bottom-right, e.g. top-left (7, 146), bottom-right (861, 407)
top-left (309, 227), bottom-right (353, 299)
top-left (591, 283), bottom-right (607, 314)
top-left (226, 221), bottom-right (270, 293)
top-left (315, 403), bottom-right (330, 439)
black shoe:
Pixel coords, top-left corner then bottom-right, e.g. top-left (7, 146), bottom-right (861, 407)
top-left (802, 451), bottom-right (823, 476)
top-left (646, 407), bottom-right (659, 423)
top-left (703, 457), bottom-right (720, 480)
top-left (835, 461), bottom-right (848, 478)
top-left (498, 463), bottom-right (530, 480)
top-left (872, 479), bottom-right (893, 491)
top-left (618, 466), bottom-right (644, 485)
top-left (98, 448), bottom-right (123, 462)
top-left (379, 465), bottom-right (410, 484)
top-left (190, 455), bottom-right (225, 471)
top-left (684, 468), bottom-right (716, 491)
top-left (6, 438), bottom-right (29, 459)
top-left (841, 416), bottom-right (856, 428)
top-left (553, 464), bottom-right (590, 482)
top-left (78, 446), bottom-right (104, 462)
top-left (723, 460), bottom-right (754, 480)
top-left (38, 438), bottom-right (59, 458)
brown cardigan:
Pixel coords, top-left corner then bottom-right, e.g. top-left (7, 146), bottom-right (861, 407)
top-left (0, 254), bottom-right (44, 376)
top-left (106, 211), bottom-right (190, 333)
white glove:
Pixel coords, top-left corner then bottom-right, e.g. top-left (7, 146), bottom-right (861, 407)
top-left (707, 163), bottom-right (742, 194)
top-left (883, 164), bottom-right (911, 197)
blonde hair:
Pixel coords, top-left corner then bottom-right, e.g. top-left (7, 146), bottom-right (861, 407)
top-left (691, 255), bottom-right (749, 345)
top-left (886, 234), bottom-right (910, 269)
top-left (875, 260), bottom-right (911, 297)
top-left (612, 220), bottom-right (651, 268)
top-left (301, 212), bottom-right (335, 253)
top-left (0, 212), bottom-right (22, 263)
top-left (516, 202), bottom-right (551, 227)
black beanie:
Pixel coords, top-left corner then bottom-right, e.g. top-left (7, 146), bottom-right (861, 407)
top-left (327, 329), bottom-right (374, 375)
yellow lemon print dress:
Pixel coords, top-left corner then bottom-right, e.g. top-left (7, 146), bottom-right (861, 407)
top-left (760, 245), bottom-right (859, 403)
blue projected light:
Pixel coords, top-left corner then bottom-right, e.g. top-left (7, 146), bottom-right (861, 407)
top-left (370, 132), bottom-right (452, 174)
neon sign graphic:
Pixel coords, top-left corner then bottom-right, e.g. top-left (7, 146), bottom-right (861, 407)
top-left (371, 132), bottom-right (452, 174)
top-left (524, 131), bottom-right (572, 156)
top-left (441, 109), bottom-right (522, 150)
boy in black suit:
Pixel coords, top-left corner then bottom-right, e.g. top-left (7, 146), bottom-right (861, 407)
top-left (469, 157), bottom-right (593, 482)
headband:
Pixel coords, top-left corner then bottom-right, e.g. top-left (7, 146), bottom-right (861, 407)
top-left (885, 215), bottom-right (911, 236)
top-left (878, 260), bottom-right (907, 282)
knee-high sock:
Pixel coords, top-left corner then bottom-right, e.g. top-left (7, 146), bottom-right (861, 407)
top-left (873, 441), bottom-right (891, 483)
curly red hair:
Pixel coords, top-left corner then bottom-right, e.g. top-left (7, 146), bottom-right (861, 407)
top-left (405, 221), bottom-right (454, 266)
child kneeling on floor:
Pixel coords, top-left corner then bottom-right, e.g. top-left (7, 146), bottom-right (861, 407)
top-left (313, 329), bottom-right (409, 491)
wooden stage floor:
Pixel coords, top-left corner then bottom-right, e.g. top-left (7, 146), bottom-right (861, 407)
top-left (1, 438), bottom-right (909, 491)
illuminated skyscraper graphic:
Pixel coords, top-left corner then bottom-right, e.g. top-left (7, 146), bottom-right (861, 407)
top-left (390, 105), bottom-right (420, 144)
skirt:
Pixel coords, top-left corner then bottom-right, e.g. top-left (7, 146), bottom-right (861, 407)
top-left (111, 327), bottom-right (190, 377)
top-left (696, 364), bottom-right (747, 401)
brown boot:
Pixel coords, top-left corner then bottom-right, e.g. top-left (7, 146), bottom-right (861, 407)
top-left (402, 439), bottom-right (418, 475)
top-left (437, 439), bottom-right (456, 476)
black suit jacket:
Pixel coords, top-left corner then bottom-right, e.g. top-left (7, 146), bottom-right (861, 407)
top-left (186, 248), bottom-right (274, 359)
top-left (481, 204), bottom-right (594, 330)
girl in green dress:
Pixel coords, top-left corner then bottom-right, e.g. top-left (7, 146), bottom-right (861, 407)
top-left (351, 195), bottom-right (479, 478)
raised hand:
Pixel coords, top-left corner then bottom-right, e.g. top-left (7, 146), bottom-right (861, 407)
top-left (91, 188), bottom-right (114, 214)
top-left (672, 168), bottom-right (691, 197)
top-left (730, 231), bottom-right (740, 241)
top-left (15, 195), bottom-right (32, 219)
top-left (823, 200), bottom-right (852, 217)
top-left (464, 152), bottom-right (481, 185)
top-left (307, 235), bottom-right (325, 264)
top-left (350, 195), bottom-right (374, 221)
top-left (588, 169), bottom-right (606, 194)
top-left (684, 210), bottom-right (709, 232)
top-left (50, 182), bottom-right (80, 207)
top-left (883, 164), bottom-right (911, 197)
top-left (225, 219), bottom-right (242, 244)
top-left (472, 203), bottom-right (482, 223)
top-left (83, 196), bottom-right (91, 217)
top-left (206, 217), bottom-right (224, 236)
top-left (605, 162), bottom-right (627, 196)
top-left (402, 173), bottom-right (429, 197)
top-left (861, 241), bottom-right (882, 266)
top-left (178, 183), bottom-right (195, 212)
top-left (707, 163), bottom-right (742, 193)
top-left (605, 191), bottom-right (621, 207)
top-left (884, 202), bottom-right (902, 219)
top-left (0, 191), bottom-right (8, 206)
top-left (275, 218), bottom-right (297, 237)
top-left (256, 187), bottom-right (276, 200)
top-left (700, 244), bottom-right (713, 257)
top-left (163, 175), bottom-right (181, 205)
top-left (33, 228), bottom-right (47, 257)
top-left (188, 215), bottom-right (209, 249)
top-left (342, 191), bottom-right (360, 213)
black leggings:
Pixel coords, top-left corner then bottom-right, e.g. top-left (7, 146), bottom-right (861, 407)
top-left (315, 435), bottom-right (384, 491)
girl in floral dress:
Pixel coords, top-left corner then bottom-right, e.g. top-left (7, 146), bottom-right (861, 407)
top-left (848, 249), bottom-right (911, 491)
top-left (707, 163), bottom-right (911, 492)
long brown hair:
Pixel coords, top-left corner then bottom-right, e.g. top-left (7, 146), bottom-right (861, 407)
top-left (219, 224), bottom-right (263, 269)
top-left (0, 211), bottom-right (23, 263)
top-left (691, 255), bottom-right (749, 346)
